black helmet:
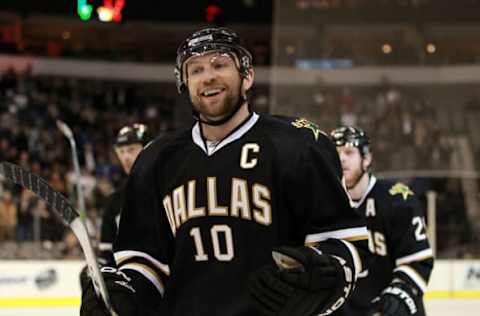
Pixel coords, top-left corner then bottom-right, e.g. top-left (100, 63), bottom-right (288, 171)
top-left (174, 27), bottom-right (253, 94)
top-left (330, 126), bottom-right (371, 157)
top-left (114, 123), bottom-right (151, 147)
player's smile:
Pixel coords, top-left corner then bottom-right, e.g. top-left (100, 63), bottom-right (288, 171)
top-left (200, 87), bottom-right (225, 97)
top-left (199, 86), bottom-right (227, 104)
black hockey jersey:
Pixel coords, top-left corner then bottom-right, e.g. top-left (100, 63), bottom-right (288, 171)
top-left (342, 176), bottom-right (434, 315)
top-left (272, 115), bottom-right (342, 180)
top-left (98, 185), bottom-right (125, 266)
top-left (113, 113), bottom-right (368, 316)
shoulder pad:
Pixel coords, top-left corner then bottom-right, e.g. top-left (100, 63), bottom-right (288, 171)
top-left (389, 182), bottom-right (414, 201)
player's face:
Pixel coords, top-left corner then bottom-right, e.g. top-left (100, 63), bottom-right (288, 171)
top-left (114, 143), bottom-right (143, 174)
top-left (185, 51), bottom-right (248, 121)
top-left (336, 146), bottom-right (364, 188)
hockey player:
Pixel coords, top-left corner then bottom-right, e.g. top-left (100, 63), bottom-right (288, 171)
top-left (330, 126), bottom-right (434, 316)
top-left (79, 123), bottom-right (151, 290)
top-left (98, 123), bottom-right (151, 265)
top-left (81, 27), bottom-right (368, 316)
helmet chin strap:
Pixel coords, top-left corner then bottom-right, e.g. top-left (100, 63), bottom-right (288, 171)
top-left (192, 80), bottom-right (248, 126)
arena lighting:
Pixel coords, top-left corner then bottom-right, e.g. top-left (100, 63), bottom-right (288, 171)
top-left (102, 0), bottom-right (126, 22)
top-left (77, 0), bottom-right (93, 21)
top-left (205, 4), bottom-right (223, 23)
top-left (426, 43), bottom-right (436, 54)
top-left (77, 0), bottom-right (125, 22)
top-left (97, 6), bottom-right (114, 22)
top-left (382, 43), bottom-right (392, 54)
top-left (62, 31), bottom-right (71, 40)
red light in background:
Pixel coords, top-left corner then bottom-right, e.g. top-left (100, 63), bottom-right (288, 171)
top-left (112, 0), bottom-right (125, 22)
top-left (98, 0), bottom-right (125, 23)
top-left (205, 5), bottom-right (223, 23)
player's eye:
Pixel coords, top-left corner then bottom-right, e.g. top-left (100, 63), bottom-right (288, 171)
top-left (211, 54), bottom-right (234, 68)
top-left (188, 66), bottom-right (203, 76)
top-left (213, 62), bottom-right (227, 69)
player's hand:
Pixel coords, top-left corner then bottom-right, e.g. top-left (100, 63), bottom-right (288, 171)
top-left (80, 266), bottom-right (139, 316)
top-left (249, 246), bottom-right (352, 316)
top-left (367, 281), bottom-right (420, 316)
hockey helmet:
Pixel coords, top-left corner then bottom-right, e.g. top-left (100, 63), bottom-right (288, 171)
top-left (174, 27), bottom-right (253, 93)
top-left (114, 123), bottom-right (151, 147)
top-left (330, 126), bottom-right (371, 157)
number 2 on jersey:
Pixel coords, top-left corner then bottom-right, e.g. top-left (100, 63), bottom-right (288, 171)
top-left (190, 225), bottom-right (235, 262)
top-left (412, 216), bottom-right (427, 241)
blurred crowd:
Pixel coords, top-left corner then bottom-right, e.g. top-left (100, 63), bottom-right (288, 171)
top-left (0, 67), bottom-right (176, 258)
top-left (285, 79), bottom-right (459, 173)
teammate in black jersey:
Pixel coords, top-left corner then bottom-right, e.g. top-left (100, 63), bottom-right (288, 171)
top-left (330, 126), bottom-right (434, 316)
top-left (81, 27), bottom-right (368, 316)
top-left (98, 123), bottom-right (151, 266)
top-left (79, 123), bottom-right (150, 290)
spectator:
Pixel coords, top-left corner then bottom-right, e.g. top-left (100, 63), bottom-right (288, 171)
top-left (16, 189), bottom-right (36, 242)
top-left (0, 190), bottom-right (18, 241)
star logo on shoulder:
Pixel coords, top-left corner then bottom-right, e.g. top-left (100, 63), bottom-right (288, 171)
top-left (291, 118), bottom-right (326, 141)
top-left (389, 183), bottom-right (414, 201)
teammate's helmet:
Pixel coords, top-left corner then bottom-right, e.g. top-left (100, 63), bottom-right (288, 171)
top-left (114, 123), bottom-right (151, 147)
top-left (330, 126), bottom-right (371, 157)
top-left (174, 27), bottom-right (253, 93)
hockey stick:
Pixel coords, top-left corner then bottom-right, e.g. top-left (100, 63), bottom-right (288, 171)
top-left (0, 161), bottom-right (118, 316)
top-left (56, 120), bottom-right (87, 222)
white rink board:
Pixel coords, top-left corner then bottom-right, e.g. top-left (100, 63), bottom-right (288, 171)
top-left (0, 260), bottom-right (83, 308)
top-left (1, 259), bottom-right (480, 315)
top-left (0, 300), bottom-right (479, 316)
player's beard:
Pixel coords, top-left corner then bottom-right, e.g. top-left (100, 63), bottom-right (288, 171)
top-left (123, 162), bottom-right (132, 174)
top-left (345, 162), bottom-right (365, 190)
top-left (191, 82), bottom-right (242, 122)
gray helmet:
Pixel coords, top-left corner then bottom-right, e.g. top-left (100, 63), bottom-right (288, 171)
top-left (174, 27), bottom-right (253, 93)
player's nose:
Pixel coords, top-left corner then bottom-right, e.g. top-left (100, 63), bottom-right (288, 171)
top-left (202, 67), bottom-right (218, 83)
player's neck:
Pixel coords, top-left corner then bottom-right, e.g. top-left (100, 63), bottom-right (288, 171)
top-left (200, 103), bottom-right (250, 141)
top-left (348, 172), bottom-right (370, 200)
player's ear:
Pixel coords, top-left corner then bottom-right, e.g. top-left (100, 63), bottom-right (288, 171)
top-left (363, 153), bottom-right (372, 170)
top-left (242, 68), bottom-right (254, 91)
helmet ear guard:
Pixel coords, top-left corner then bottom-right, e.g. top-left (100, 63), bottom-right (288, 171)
top-left (174, 27), bottom-right (253, 94)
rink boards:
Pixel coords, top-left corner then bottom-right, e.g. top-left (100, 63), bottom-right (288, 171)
top-left (0, 259), bottom-right (479, 308)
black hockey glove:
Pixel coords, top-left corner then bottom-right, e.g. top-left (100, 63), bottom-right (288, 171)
top-left (79, 260), bottom-right (110, 293)
top-left (367, 280), bottom-right (421, 316)
top-left (249, 246), bottom-right (354, 316)
top-left (80, 266), bottom-right (140, 316)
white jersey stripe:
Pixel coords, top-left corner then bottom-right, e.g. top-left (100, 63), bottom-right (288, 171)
top-left (350, 176), bottom-right (377, 209)
top-left (120, 263), bottom-right (165, 296)
top-left (305, 226), bottom-right (368, 243)
top-left (394, 265), bottom-right (429, 293)
top-left (114, 250), bottom-right (170, 275)
top-left (192, 112), bottom-right (260, 156)
top-left (396, 248), bottom-right (434, 266)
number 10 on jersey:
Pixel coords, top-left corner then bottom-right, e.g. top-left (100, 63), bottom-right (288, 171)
top-left (190, 225), bottom-right (235, 261)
